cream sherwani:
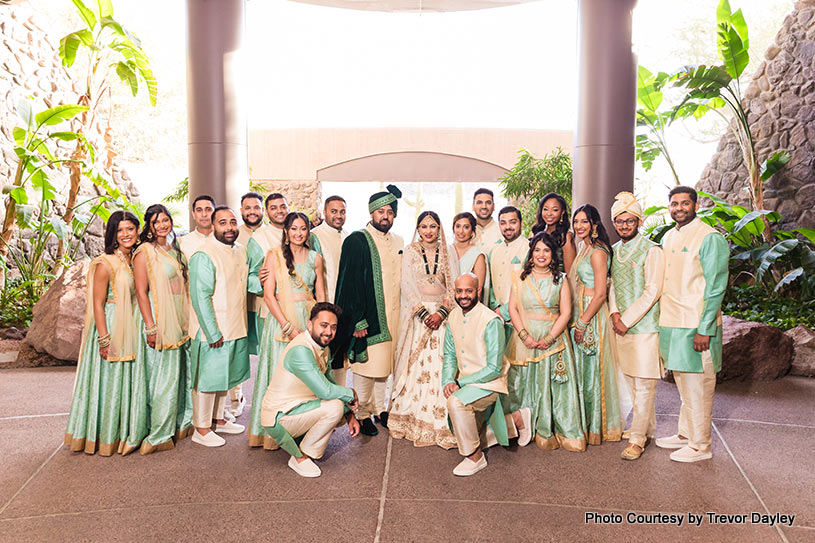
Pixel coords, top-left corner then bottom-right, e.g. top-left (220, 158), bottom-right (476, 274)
top-left (350, 224), bottom-right (403, 419)
top-left (609, 234), bottom-right (664, 447)
top-left (178, 229), bottom-right (212, 342)
top-left (473, 218), bottom-right (501, 255)
top-left (310, 222), bottom-right (347, 303)
top-left (488, 235), bottom-right (529, 321)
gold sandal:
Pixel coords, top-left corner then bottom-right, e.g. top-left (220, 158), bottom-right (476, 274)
top-left (621, 444), bottom-right (643, 460)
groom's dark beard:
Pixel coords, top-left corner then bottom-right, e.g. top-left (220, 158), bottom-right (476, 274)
top-left (371, 219), bottom-right (392, 233)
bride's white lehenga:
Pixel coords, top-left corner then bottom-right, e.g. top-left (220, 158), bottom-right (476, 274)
top-left (389, 234), bottom-right (458, 449)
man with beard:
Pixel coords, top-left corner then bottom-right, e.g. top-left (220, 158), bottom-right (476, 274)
top-left (472, 188), bottom-right (501, 253)
top-left (260, 302), bottom-right (360, 478)
top-left (608, 192), bottom-right (665, 461)
top-left (488, 206), bottom-right (528, 323)
top-left (331, 185), bottom-right (404, 436)
top-left (188, 206), bottom-right (263, 447)
top-left (655, 186), bottom-right (728, 463)
top-left (309, 196), bottom-right (348, 304)
top-left (232, 192), bottom-right (275, 418)
top-left (442, 273), bottom-right (512, 476)
top-left (265, 192), bottom-right (289, 246)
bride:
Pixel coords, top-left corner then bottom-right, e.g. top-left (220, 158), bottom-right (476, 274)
top-left (389, 211), bottom-right (457, 449)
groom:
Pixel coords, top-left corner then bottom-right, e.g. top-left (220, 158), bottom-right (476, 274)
top-left (331, 185), bottom-right (404, 436)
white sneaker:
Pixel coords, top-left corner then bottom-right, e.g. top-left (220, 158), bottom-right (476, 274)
top-left (192, 429), bottom-right (226, 447)
top-left (221, 410), bottom-right (236, 423)
top-left (655, 434), bottom-right (689, 449)
top-left (670, 445), bottom-right (713, 463)
top-left (288, 456), bottom-right (321, 478)
top-left (453, 455), bottom-right (488, 476)
top-left (517, 407), bottom-right (533, 447)
top-left (229, 396), bottom-right (246, 418)
top-left (215, 420), bottom-right (245, 434)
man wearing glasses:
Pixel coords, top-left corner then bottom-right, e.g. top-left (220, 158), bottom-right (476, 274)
top-left (608, 192), bottom-right (665, 461)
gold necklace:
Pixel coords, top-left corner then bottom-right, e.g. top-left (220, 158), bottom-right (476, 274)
top-left (115, 249), bottom-right (133, 275)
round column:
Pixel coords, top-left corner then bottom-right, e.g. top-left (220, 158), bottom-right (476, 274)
top-left (186, 0), bottom-right (248, 221)
top-left (572, 0), bottom-right (637, 226)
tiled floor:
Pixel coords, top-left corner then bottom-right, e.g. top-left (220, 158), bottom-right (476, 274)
top-left (0, 362), bottom-right (812, 542)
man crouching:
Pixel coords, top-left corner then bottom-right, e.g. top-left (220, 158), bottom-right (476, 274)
top-left (261, 302), bottom-right (360, 477)
top-left (443, 273), bottom-right (513, 477)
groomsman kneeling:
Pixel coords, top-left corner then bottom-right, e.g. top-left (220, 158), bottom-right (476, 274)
top-left (443, 273), bottom-right (514, 477)
top-left (260, 303), bottom-right (360, 478)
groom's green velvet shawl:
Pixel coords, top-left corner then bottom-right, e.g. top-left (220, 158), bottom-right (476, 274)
top-left (330, 229), bottom-right (391, 369)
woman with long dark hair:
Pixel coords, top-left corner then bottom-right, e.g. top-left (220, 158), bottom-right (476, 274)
top-left (65, 211), bottom-right (149, 456)
top-left (531, 193), bottom-right (576, 273)
top-left (390, 211), bottom-right (457, 449)
top-left (133, 204), bottom-right (192, 454)
top-left (449, 211), bottom-right (489, 302)
top-left (505, 232), bottom-right (586, 451)
top-left (568, 204), bottom-right (622, 445)
top-left (248, 211), bottom-right (326, 448)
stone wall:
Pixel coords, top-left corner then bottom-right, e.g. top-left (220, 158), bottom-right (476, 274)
top-left (1, 3), bottom-right (139, 272)
top-left (253, 179), bottom-right (321, 219)
top-left (697, 0), bottom-right (815, 229)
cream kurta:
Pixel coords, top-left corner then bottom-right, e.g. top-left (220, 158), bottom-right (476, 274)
top-left (237, 224), bottom-right (282, 316)
top-left (473, 218), bottom-right (501, 254)
top-left (178, 229), bottom-right (212, 340)
top-left (488, 236), bottom-right (529, 310)
top-left (609, 243), bottom-right (664, 379)
top-left (350, 223), bottom-right (403, 379)
top-left (311, 222), bottom-right (347, 303)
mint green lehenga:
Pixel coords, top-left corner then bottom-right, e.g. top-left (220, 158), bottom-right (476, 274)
top-left (505, 273), bottom-right (586, 451)
top-left (65, 254), bottom-right (148, 456)
top-left (248, 249), bottom-right (317, 448)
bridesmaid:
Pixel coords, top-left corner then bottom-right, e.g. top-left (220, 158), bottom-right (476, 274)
top-left (248, 212), bottom-right (326, 449)
top-left (505, 232), bottom-right (586, 452)
top-left (449, 212), bottom-right (489, 302)
top-left (568, 204), bottom-right (622, 445)
top-left (65, 211), bottom-right (148, 456)
top-left (531, 193), bottom-right (576, 273)
top-left (133, 204), bottom-right (192, 454)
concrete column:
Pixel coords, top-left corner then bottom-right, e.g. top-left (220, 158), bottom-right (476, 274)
top-left (572, 0), bottom-right (636, 227)
top-left (186, 0), bottom-right (248, 221)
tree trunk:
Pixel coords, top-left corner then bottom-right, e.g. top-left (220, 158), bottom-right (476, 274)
top-left (0, 160), bottom-right (26, 289)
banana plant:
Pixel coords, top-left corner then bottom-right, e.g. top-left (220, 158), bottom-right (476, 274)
top-left (672, 0), bottom-right (790, 242)
top-left (54, 0), bottom-right (157, 269)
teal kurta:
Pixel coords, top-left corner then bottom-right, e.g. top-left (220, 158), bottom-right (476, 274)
top-left (570, 247), bottom-right (622, 444)
top-left (262, 344), bottom-right (353, 457)
top-left (249, 251), bottom-right (318, 447)
top-left (188, 252), bottom-right (260, 392)
top-left (659, 231), bottom-right (729, 372)
top-left (245, 237), bottom-right (266, 355)
top-left (65, 285), bottom-right (149, 456)
top-left (506, 274), bottom-right (586, 449)
top-left (441, 318), bottom-right (509, 445)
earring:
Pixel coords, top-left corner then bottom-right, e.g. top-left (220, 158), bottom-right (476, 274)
top-left (591, 225), bottom-right (598, 239)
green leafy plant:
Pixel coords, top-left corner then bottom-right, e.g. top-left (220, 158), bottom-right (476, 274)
top-left (499, 147), bottom-right (572, 236)
top-left (723, 285), bottom-right (815, 331)
top-left (672, 0), bottom-right (790, 241)
top-left (54, 0), bottom-right (156, 266)
top-left (0, 277), bottom-right (37, 329)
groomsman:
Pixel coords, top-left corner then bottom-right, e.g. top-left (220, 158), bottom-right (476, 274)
top-left (265, 192), bottom-right (289, 246)
top-left (332, 185), bottom-right (403, 436)
top-left (472, 188), bottom-right (501, 253)
top-left (310, 196), bottom-right (349, 385)
top-left (178, 195), bottom-right (215, 257)
top-left (608, 192), bottom-right (664, 461)
top-left (443, 273), bottom-right (512, 476)
top-left (188, 206), bottom-right (263, 447)
top-left (488, 206), bottom-right (528, 322)
top-left (656, 186), bottom-right (728, 463)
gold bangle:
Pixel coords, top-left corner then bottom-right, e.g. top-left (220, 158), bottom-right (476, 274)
top-left (518, 329), bottom-right (529, 341)
top-left (97, 333), bottom-right (111, 348)
top-left (145, 324), bottom-right (158, 335)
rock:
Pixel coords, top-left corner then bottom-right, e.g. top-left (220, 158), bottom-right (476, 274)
top-left (9, 343), bottom-right (74, 369)
top-left (785, 325), bottom-right (815, 377)
top-left (24, 259), bottom-right (89, 362)
top-left (719, 316), bottom-right (793, 381)
top-left (0, 327), bottom-right (26, 340)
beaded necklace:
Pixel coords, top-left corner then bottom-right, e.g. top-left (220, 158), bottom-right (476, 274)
top-left (420, 243), bottom-right (439, 283)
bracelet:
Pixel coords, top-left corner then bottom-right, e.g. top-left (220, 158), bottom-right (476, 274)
top-left (575, 319), bottom-right (588, 331)
top-left (437, 306), bottom-right (450, 319)
top-left (518, 329), bottom-right (530, 341)
top-left (145, 324), bottom-right (158, 336)
top-left (417, 307), bottom-right (430, 320)
top-left (543, 334), bottom-right (555, 345)
top-left (97, 333), bottom-right (111, 348)
top-left (281, 321), bottom-right (292, 334)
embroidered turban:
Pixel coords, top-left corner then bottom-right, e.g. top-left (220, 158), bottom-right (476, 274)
top-left (611, 191), bottom-right (643, 221)
top-left (368, 184), bottom-right (402, 215)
